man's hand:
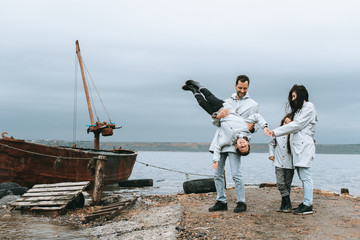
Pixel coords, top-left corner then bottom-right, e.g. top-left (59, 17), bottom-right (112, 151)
top-left (269, 156), bottom-right (274, 161)
top-left (216, 108), bottom-right (230, 119)
top-left (263, 127), bottom-right (271, 136)
top-left (247, 123), bottom-right (255, 131)
top-left (212, 161), bottom-right (218, 169)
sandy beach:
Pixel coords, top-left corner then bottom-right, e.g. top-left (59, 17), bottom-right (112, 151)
top-left (74, 186), bottom-right (360, 239)
top-left (1, 185), bottom-right (359, 239)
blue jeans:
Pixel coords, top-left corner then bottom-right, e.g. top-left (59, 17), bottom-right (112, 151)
top-left (214, 152), bottom-right (245, 203)
top-left (296, 167), bottom-right (313, 206)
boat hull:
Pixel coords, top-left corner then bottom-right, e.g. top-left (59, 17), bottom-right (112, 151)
top-left (0, 138), bottom-right (137, 188)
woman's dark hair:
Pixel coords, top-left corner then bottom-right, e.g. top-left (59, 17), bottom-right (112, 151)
top-left (288, 84), bottom-right (309, 115)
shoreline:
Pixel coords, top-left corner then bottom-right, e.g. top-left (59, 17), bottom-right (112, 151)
top-left (82, 186), bottom-right (360, 239)
top-left (1, 186), bottom-right (359, 239)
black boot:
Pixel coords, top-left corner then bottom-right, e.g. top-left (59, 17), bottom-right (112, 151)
top-left (277, 196), bottom-right (285, 212)
top-left (234, 202), bottom-right (247, 213)
top-left (182, 84), bottom-right (200, 94)
top-left (282, 195), bottom-right (292, 213)
top-left (185, 79), bottom-right (203, 89)
top-left (209, 201), bottom-right (228, 212)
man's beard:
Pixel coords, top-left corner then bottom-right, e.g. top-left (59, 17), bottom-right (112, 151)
top-left (237, 92), bottom-right (245, 98)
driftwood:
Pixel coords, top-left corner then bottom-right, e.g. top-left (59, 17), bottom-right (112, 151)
top-left (82, 197), bottom-right (138, 224)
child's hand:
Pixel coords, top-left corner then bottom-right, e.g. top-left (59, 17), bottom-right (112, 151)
top-left (269, 156), bottom-right (274, 161)
top-left (263, 127), bottom-right (271, 136)
top-left (212, 161), bottom-right (218, 169)
top-left (216, 108), bottom-right (230, 119)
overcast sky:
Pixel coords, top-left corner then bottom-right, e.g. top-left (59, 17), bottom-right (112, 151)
top-left (1, 0), bottom-right (359, 144)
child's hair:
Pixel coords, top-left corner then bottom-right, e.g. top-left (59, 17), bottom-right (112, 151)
top-left (280, 113), bottom-right (293, 126)
top-left (236, 136), bottom-right (250, 156)
top-left (275, 113), bottom-right (293, 154)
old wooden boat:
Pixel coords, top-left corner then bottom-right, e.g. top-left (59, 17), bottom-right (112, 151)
top-left (0, 41), bottom-right (137, 188)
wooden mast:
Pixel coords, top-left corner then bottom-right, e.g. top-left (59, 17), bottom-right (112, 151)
top-left (76, 40), bottom-right (95, 125)
top-left (75, 40), bottom-right (100, 149)
top-left (75, 40), bottom-right (116, 150)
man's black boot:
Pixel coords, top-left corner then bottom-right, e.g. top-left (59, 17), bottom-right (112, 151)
top-left (282, 195), bottom-right (292, 213)
top-left (234, 202), bottom-right (247, 213)
top-left (185, 79), bottom-right (203, 89)
top-left (208, 201), bottom-right (228, 212)
top-left (277, 196), bottom-right (286, 212)
top-left (182, 84), bottom-right (200, 94)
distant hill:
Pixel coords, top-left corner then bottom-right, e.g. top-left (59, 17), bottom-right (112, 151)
top-left (30, 140), bottom-right (360, 154)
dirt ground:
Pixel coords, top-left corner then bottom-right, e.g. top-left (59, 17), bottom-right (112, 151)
top-left (174, 187), bottom-right (360, 239)
top-left (79, 186), bottom-right (360, 239)
top-left (2, 186), bottom-right (359, 239)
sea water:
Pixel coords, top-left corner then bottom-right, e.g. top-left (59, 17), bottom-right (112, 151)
top-left (128, 151), bottom-right (360, 197)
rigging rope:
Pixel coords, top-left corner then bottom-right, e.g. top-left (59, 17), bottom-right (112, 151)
top-left (135, 160), bottom-right (213, 178)
top-left (82, 61), bottom-right (112, 123)
top-left (73, 54), bottom-right (78, 144)
top-left (82, 60), bottom-right (100, 123)
top-left (0, 143), bottom-right (93, 160)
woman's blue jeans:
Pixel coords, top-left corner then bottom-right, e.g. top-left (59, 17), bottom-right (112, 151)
top-left (296, 167), bottom-right (313, 206)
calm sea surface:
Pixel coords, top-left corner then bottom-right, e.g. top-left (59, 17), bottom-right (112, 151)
top-left (127, 151), bottom-right (360, 197)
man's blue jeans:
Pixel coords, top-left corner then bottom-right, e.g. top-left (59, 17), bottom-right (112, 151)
top-left (296, 167), bottom-right (313, 206)
top-left (214, 152), bottom-right (245, 203)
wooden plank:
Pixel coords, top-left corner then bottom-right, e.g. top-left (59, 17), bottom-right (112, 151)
top-left (30, 206), bottom-right (64, 210)
top-left (22, 191), bottom-right (80, 197)
top-left (102, 199), bottom-right (133, 208)
top-left (12, 200), bottom-right (68, 206)
top-left (82, 198), bottom-right (137, 224)
top-left (107, 202), bottom-right (136, 221)
top-left (27, 186), bottom-right (86, 193)
top-left (32, 181), bottom-right (90, 188)
top-left (92, 206), bottom-right (125, 215)
top-left (16, 195), bottom-right (74, 202)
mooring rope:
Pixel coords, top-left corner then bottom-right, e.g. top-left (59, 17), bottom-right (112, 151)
top-left (0, 143), bottom-right (93, 160)
top-left (135, 160), bottom-right (213, 178)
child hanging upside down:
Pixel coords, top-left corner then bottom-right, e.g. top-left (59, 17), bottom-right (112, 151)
top-left (211, 102), bottom-right (270, 169)
top-left (182, 79), bottom-right (271, 169)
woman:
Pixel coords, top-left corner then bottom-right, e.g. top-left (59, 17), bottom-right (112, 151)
top-left (271, 85), bottom-right (318, 215)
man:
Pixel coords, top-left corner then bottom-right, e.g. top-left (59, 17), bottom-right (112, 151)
top-left (208, 75), bottom-right (262, 213)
